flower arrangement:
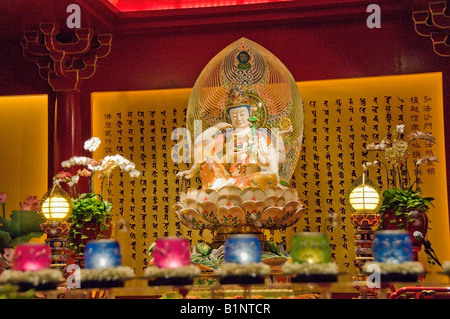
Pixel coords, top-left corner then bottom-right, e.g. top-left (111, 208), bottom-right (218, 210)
top-left (363, 124), bottom-right (437, 230)
top-left (0, 195), bottom-right (45, 263)
top-left (362, 261), bottom-right (425, 276)
top-left (54, 137), bottom-right (140, 259)
top-left (282, 260), bottom-right (339, 275)
top-left (80, 266), bottom-right (136, 285)
top-left (55, 137), bottom-right (140, 200)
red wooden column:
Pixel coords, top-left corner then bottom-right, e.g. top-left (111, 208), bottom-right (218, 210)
top-left (21, 23), bottom-right (112, 186)
top-left (54, 90), bottom-right (82, 173)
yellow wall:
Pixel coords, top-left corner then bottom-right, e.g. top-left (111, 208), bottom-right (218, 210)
top-left (0, 95), bottom-right (48, 218)
top-left (295, 73), bottom-right (449, 285)
top-left (92, 73), bottom-right (449, 286)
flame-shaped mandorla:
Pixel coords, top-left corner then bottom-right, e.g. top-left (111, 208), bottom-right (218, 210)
top-left (186, 37), bottom-right (304, 183)
top-left (175, 38), bottom-right (306, 233)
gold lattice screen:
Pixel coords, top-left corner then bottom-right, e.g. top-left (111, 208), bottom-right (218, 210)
top-left (92, 73), bottom-right (449, 283)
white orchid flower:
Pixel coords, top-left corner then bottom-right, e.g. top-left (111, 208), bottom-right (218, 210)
top-left (61, 156), bottom-right (92, 168)
top-left (130, 169), bottom-right (141, 178)
top-left (396, 124), bottom-right (405, 134)
top-left (416, 156), bottom-right (438, 166)
top-left (84, 137), bottom-right (101, 152)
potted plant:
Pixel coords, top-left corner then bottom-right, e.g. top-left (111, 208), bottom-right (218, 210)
top-left (378, 187), bottom-right (434, 231)
top-left (364, 124), bottom-right (437, 251)
top-left (54, 137), bottom-right (140, 265)
top-left (0, 195), bottom-right (45, 273)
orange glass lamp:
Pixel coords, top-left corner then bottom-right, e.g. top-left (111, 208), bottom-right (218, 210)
top-left (347, 174), bottom-right (382, 299)
top-left (38, 183), bottom-right (72, 269)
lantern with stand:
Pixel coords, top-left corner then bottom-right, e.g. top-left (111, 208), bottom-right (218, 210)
top-left (346, 174), bottom-right (382, 299)
top-left (38, 183), bottom-right (72, 270)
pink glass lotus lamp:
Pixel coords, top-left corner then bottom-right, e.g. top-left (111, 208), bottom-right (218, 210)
top-left (13, 243), bottom-right (51, 271)
top-left (153, 237), bottom-right (191, 269)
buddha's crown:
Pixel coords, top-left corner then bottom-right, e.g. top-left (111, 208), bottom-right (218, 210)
top-left (226, 85), bottom-right (250, 113)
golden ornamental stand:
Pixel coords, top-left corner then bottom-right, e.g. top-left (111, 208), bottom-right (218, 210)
top-left (346, 174), bottom-right (382, 299)
top-left (40, 220), bottom-right (71, 270)
top-left (350, 213), bottom-right (380, 299)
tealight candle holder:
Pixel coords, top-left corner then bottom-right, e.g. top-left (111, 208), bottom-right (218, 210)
top-left (373, 230), bottom-right (413, 264)
top-left (85, 239), bottom-right (122, 269)
top-left (153, 237), bottom-right (191, 269)
top-left (290, 232), bottom-right (331, 264)
top-left (13, 243), bottom-right (51, 271)
top-left (224, 234), bottom-right (262, 264)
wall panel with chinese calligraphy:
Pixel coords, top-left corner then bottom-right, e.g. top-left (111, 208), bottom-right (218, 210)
top-left (92, 73), bottom-right (449, 284)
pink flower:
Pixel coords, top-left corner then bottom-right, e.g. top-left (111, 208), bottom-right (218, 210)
top-left (77, 168), bottom-right (92, 177)
top-left (53, 171), bottom-right (73, 183)
top-left (20, 195), bottom-right (40, 211)
top-left (0, 193), bottom-right (7, 204)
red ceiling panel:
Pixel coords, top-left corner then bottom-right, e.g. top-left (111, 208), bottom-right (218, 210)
top-left (107, 0), bottom-right (292, 12)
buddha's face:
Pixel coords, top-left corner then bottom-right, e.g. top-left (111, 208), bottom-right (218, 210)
top-left (229, 106), bottom-right (250, 129)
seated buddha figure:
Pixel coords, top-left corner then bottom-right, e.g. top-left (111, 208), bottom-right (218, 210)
top-left (177, 86), bottom-right (291, 190)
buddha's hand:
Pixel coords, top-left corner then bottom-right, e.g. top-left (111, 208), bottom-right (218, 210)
top-left (176, 168), bottom-right (196, 179)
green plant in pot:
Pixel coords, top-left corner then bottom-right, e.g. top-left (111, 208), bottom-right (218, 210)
top-left (380, 186), bottom-right (434, 231)
top-left (68, 193), bottom-right (113, 259)
top-left (364, 124), bottom-right (437, 251)
top-left (0, 195), bottom-right (44, 257)
top-left (54, 137), bottom-right (140, 265)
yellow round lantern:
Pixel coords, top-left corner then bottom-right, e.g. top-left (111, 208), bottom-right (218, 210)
top-left (347, 174), bottom-right (382, 214)
top-left (38, 183), bottom-right (72, 221)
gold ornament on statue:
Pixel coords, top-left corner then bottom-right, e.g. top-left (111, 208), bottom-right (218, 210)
top-left (279, 117), bottom-right (292, 131)
top-left (226, 85), bottom-right (250, 111)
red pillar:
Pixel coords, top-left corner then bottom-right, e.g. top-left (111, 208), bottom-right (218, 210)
top-left (54, 90), bottom-right (83, 173)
